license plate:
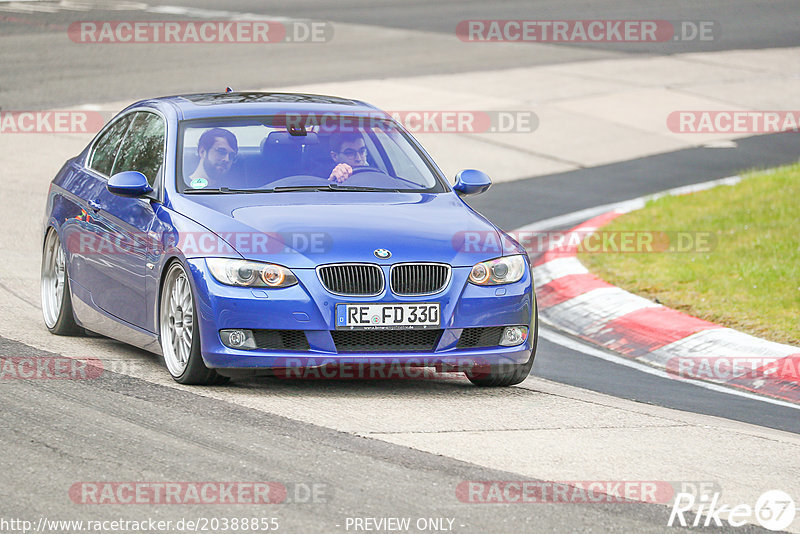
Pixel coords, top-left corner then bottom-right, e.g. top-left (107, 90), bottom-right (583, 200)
top-left (335, 303), bottom-right (440, 330)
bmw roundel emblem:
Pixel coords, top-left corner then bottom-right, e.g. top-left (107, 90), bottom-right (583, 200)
top-left (374, 248), bottom-right (392, 259)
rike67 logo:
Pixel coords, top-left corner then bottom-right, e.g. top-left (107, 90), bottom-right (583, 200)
top-left (668, 490), bottom-right (797, 531)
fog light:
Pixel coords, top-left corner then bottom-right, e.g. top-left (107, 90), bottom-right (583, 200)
top-left (499, 326), bottom-right (528, 347)
top-left (220, 329), bottom-right (257, 350)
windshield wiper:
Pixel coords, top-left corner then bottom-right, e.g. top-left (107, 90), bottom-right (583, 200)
top-left (269, 185), bottom-right (332, 193)
top-left (183, 187), bottom-right (270, 194)
top-left (270, 184), bottom-right (401, 193)
top-left (328, 184), bottom-right (402, 192)
top-left (183, 188), bottom-right (225, 194)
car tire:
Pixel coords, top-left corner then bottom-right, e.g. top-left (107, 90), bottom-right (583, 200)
top-left (466, 318), bottom-right (539, 387)
top-left (159, 260), bottom-right (229, 385)
top-left (41, 229), bottom-right (85, 336)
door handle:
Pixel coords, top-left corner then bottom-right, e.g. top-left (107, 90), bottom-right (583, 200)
top-left (87, 199), bottom-right (103, 212)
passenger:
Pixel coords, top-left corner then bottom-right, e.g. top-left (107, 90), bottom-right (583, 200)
top-left (188, 128), bottom-right (238, 188)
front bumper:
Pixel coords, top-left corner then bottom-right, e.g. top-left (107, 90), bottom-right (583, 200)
top-left (185, 258), bottom-right (536, 369)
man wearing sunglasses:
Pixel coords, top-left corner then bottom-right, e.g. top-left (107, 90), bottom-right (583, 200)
top-left (188, 127), bottom-right (239, 188)
top-left (327, 132), bottom-right (368, 183)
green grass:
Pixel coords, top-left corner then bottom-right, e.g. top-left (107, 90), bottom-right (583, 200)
top-left (577, 163), bottom-right (800, 346)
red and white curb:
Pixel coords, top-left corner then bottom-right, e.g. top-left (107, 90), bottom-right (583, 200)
top-left (521, 176), bottom-right (800, 404)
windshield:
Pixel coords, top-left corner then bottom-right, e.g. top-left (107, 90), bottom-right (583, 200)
top-left (177, 115), bottom-right (446, 193)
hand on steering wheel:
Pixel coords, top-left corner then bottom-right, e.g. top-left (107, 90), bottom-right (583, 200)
top-left (329, 164), bottom-right (386, 183)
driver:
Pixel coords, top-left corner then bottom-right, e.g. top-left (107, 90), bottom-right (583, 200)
top-left (327, 132), bottom-right (368, 183)
top-left (188, 128), bottom-right (238, 188)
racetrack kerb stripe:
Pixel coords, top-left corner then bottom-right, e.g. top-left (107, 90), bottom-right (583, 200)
top-left (532, 196), bottom-right (800, 404)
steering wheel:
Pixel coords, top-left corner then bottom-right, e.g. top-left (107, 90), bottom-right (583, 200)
top-left (350, 166), bottom-right (387, 175)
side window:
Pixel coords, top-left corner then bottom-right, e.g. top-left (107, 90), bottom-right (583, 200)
top-left (89, 114), bottom-right (133, 176)
top-left (112, 112), bottom-right (166, 186)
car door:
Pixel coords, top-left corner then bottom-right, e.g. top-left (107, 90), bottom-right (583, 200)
top-left (89, 110), bottom-right (165, 330)
top-left (66, 112), bottom-right (135, 298)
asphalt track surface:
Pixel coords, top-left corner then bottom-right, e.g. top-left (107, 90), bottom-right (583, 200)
top-left (3, 0), bottom-right (800, 109)
top-left (6, 336), bottom-right (758, 534)
top-left (1, 1), bottom-right (799, 531)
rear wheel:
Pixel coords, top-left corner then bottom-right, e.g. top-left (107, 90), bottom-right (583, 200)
top-left (159, 261), bottom-right (228, 385)
top-left (41, 229), bottom-right (84, 336)
top-left (466, 319), bottom-right (539, 387)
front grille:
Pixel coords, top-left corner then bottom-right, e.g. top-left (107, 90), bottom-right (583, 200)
top-left (456, 327), bottom-right (505, 349)
top-left (332, 329), bottom-right (442, 353)
top-left (252, 330), bottom-right (309, 351)
top-left (390, 263), bottom-right (450, 295)
top-left (318, 264), bottom-right (383, 296)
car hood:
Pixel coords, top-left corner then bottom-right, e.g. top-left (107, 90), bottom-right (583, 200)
top-left (171, 192), bottom-right (508, 268)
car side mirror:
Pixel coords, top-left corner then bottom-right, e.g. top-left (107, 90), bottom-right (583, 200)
top-left (453, 169), bottom-right (492, 196)
top-left (107, 171), bottom-right (153, 198)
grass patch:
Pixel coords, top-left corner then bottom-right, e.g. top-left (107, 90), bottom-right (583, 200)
top-left (577, 163), bottom-right (800, 346)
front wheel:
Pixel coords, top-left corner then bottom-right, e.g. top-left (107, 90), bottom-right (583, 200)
top-left (466, 319), bottom-right (539, 387)
top-left (159, 261), bottom-right (228, 385)
top-left (41, 229), bottom-right (84, 336)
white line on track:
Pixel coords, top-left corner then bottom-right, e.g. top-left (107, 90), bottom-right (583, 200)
top-left (540, 325), bottom-right (800, 411)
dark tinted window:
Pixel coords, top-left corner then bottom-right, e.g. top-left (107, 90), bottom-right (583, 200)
top-left (89, 114), bottom-right (133, 176)
top-left (112, 112), bottom-right (166, 186)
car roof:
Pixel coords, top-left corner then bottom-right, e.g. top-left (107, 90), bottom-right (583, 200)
top-left (144, 91), bottom-right (383, 120)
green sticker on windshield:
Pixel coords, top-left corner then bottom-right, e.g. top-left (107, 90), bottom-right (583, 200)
top-left (190, 177), bottom-right (208, 189)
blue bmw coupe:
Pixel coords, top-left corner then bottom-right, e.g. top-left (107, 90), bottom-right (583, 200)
top-left (41, 92), bottom-right (537, 386)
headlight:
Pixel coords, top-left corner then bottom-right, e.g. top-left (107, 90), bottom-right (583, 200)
top-left (207, 258), bottom-right (298, 288)
top-left (468, 255), bottom-right (526, 285)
